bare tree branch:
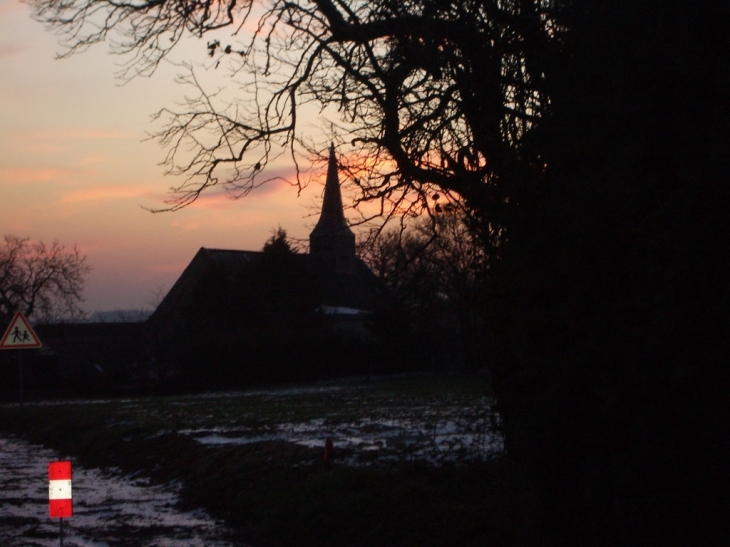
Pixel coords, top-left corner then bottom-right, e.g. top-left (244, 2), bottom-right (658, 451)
top-left (27, 0), bottom-right (562, 253)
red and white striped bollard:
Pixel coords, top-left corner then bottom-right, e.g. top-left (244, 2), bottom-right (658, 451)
top-left (49, 461), bottom-right (72, 546)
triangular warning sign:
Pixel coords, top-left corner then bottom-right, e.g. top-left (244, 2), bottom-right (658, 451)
top-left (0, 311), bottom-right (42, 349)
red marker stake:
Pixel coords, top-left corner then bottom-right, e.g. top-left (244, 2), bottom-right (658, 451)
top-left (49, 461), bottom-right (72, 546)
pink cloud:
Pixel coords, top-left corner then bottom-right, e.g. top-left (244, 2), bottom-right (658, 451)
top-left (157, 187), bottom-right (245, 212)
top-left (174, 168), bottom-right (299, 210)
top-left (0, 1), bottom-right (24, 14)
top-left (169, 219), bottom-right (204, 230)
top-left (60, 241), bottom-right (101, 259)
top-left (60, 184), bottom-right (151, 203)
top-left (0, 166), bottom-right (79, 184)
top-left (16, 128), bottom-right (130, 142)
top-left (77, 155), bottom-right (108, 165)
top-left (246, 174), bottom-right (295, 196)
top-left (69, 128), bottom-right (130, 140)
top-left (146, 263), bottom-right (188, 273)
top-left (7, 129), bottom-right (132, 155)
top-left (0, 44), bottom-right (24, 57)
top-left (185, 191), bottom-right (236, 211)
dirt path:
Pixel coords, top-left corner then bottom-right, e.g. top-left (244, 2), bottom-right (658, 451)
top-left (0, 435), bottom-right (247, 547)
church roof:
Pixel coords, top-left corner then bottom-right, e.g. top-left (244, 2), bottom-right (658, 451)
top-left (149, 246), bottom-right (385, 327)
top-left (149, 248), bottom-right (261, 325)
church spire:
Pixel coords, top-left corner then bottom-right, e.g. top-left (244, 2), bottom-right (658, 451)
top-left (310, 144), bottom-right (356, 273)
top-left (313, 143), bottom-right (349, 234)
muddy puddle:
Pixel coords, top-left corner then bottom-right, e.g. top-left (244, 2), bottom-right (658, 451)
top-left (169, 388), bottom-right (504, 466)
top-left (0, 436), bottom-right (246, 547)
top-left (185, 409), bottom-right (504, 466)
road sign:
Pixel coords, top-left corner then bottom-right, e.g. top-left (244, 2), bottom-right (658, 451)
top-left (49, 461), bottom-right (73, 518)
top-left (0, 311), bottom-right (42, 349)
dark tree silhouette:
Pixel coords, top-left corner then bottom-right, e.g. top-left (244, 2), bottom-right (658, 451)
top-left (262, 226), bottom-right (295, 255)
top-left (0, 235), bottom-right (90, 324)
top-left (489, 1), bottom-right (730, 543)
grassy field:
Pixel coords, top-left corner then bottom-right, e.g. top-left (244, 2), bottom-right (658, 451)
top-left (0, 374), bottom-right (542, 546)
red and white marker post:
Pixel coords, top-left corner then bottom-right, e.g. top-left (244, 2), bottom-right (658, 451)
top-left (49, 461), bottom-right (72, 546)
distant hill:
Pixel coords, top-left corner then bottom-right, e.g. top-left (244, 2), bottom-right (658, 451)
top-left (86, 309), bottom-right (152, 323)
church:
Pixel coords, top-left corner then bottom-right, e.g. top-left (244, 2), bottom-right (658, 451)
top-left (18, 147), bottom-right (394, 398)
top-left (146, 145), bottom-right (389, 388)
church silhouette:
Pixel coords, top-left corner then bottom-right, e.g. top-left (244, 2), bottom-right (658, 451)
top-left (146, 145), bottom-right (388, 387)
top-left (21, 146), bottom-right (393, 397)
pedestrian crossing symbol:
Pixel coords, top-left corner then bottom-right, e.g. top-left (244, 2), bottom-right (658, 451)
top-left (0, 311), bottom-right (42, 349)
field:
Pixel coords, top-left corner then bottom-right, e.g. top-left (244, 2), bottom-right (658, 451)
top-left (0, 374), bottom-right (542, 546)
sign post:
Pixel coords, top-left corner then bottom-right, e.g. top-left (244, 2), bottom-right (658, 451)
top-left (49, 461), bottom-right (73, 547)
top-left (0, 311), bottom-right (42, 431)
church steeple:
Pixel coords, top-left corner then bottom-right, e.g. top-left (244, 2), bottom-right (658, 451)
top-left (310, 144), bottom-right (356, 274)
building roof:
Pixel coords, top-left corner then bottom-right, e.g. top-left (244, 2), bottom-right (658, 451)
top-left (149, 245), bottom-right (384, 327)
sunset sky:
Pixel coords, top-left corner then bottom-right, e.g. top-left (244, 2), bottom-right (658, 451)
top-left (0, 0), bottom-right (343, 314)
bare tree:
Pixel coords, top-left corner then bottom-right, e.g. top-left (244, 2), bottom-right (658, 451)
top-left (0, 236), bottom-right (91, 324)
top-left (26, 0), bottom-right (559, 250)
top-left (360, 211), bottom-right (487, 370)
